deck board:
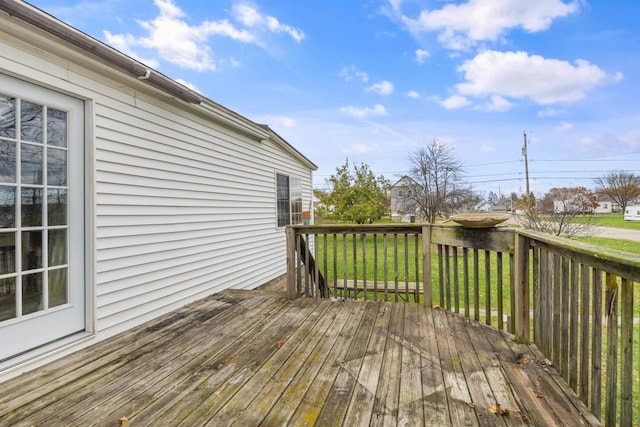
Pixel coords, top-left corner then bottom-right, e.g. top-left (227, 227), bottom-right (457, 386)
top-left (0, 290), bottom-right (600, 426)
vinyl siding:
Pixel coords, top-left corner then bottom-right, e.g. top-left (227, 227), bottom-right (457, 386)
top-left (0, 21), bottom-right (312, 340)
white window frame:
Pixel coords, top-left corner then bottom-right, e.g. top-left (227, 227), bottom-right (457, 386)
top-left (276, 173), bottom-right (302, 228)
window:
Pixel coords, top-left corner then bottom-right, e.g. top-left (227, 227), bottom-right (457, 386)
top-left (398, 190), bottom-right (403, 197)
top-left (276, 173), bottom-right (302, 227)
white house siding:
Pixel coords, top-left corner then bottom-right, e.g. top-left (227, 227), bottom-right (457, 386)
top-left (94, 102), bottom-right (312, 334)
top-left (0, 6), bottom-right (313, 374)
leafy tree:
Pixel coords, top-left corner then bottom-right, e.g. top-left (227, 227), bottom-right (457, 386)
top-left (594, 171), bottom-right (640, 214)
top-left (318, 160), bottom-right (390, 224)
top-left (406, 139), bottom-right (475, 223)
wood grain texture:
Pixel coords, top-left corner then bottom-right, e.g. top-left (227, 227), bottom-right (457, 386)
top-left (0, 290), bottom-right (599, 426)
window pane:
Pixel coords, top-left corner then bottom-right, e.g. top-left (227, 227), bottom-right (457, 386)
top-left (48, 267), bottom-right (67, 308)
top-left (47, 147), bottom-right (67, 186)
top-left (290, 177), bottom-right (302, 225)
top-left (20, 100), bottom-right (43, 144)
top-left (48, 189), bottom-right (67, 226)
top-left (0, 232), bottom-right (16, 274)
top-left (0, 277), bottom-right (16, 321)
top-left (0, 187), bottom-right (16, 228)
top-left (47, 108), bottom-right (67, 147)
top-left (21, 144), bottom-right (43, 184)
top-left (21, 188), bottom-right (42, 227)
top-left (48, 229), bottom-right (67, 266)
top-left (0, 95), bottom-right (16, 139)
top-left (22, 272), bottom-right (42, 315)
top-left (0, 139), bottom-right (16, 182)
top-left (22, 230), bottom-right (42, 271)
top-left (276, 174), bottom-right (290, 227)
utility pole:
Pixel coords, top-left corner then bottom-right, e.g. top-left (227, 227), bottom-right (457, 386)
top-left (522, 132), bottom-right (530, 202)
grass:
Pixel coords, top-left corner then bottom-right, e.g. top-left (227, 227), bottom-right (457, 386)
top-left (573, 213), bottom-right (640, 230)
top-left (575, 236), bottom-right (640, 254)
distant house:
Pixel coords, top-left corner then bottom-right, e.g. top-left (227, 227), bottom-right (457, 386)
top-left (0, 2), bottom-right (315, 380)
top-left (490, 198), bottom-right (513, 213)
top-left (593, 194), bottom-right (620, 214)
top-left (474, 201), bottom-right (492, 212)
top-left (390, 176), bottom-right (421, 222)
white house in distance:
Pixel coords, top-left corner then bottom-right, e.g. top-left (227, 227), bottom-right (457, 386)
top-left (390, 175), bottom-right (421, 222)
top-left (0, 1), bottom-right (315, 380)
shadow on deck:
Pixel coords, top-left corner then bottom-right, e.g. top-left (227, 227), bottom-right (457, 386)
top-left (0, 289), bottom-right (598, 426)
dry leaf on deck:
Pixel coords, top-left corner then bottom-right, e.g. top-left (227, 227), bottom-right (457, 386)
top-left (276, 340), bottom-right (284, 349)
top-left (489, 403), bottom-right (510, 415)
top-left (120, 416), bottom-right (129, 426)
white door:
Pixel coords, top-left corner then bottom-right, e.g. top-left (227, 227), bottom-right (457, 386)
top-left (0, 73), bottom-right (85, 361)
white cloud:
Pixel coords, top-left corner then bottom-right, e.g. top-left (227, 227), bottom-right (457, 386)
top-left (484, 95), bottom-right (512, 112)
top-left (402, 0), bottom-right (580, 50)
top-left (555, 121), bottom-right (574, 131)
top-left (174, 78), bottom-right (200, 93)
top-left (415, 48), bottom-right (430, 63)
top-left (340, 104), bottom-right (388, 118)
top-left (339, 65), bottom-right (369, 83)
top-left (366, 80), bottom-right (394, 95)
top-left (537, 107), bottom-right (565, 118)
top-left (232, 3), bottom-right (305, 42)
top-left (268, 116), bottom-right (297, 128)
top-left (456, 50), bottom-right (608, 105)
top-left (439, 95), bottom-right (471, 110)
top-left (405, 90), bottom-right (420, 99)
top-left (388, 0), bottom-right (404, 13)
top-left (103, 0), bottom-right (303, 72)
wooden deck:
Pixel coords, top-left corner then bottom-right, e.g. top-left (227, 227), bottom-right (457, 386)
top-left (0, 290), bottom-right (599, 426)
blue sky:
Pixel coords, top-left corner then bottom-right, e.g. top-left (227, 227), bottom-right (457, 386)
top-left (31, 0), bottom-right (640, 199)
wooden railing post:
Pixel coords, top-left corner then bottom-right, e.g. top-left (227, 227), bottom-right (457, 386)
top-left (514, 232), bottom-right (530, 343)
top-left (422, 225), bottom-right (432, 307)
top-left (286, 226), bottom-right (297, 299)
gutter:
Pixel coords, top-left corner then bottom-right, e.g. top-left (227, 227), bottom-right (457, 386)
top-left (0, 0), bottom-right (202, 104)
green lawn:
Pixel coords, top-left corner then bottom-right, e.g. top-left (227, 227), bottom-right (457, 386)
top-left (576, 236), bottom-right (640, 254)
top-left (574, 213), bottom-right (640, 230)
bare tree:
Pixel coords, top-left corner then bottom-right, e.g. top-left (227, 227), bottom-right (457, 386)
top-left (513, 187), bottom-right (597, 237)
top-left (594, 171), bottom-right (640, 214)
top-left (407, 139), bottom-right (473, 223)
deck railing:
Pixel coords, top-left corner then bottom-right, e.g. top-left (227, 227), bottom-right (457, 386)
top-left (286, 224), bottom-right (640, 426)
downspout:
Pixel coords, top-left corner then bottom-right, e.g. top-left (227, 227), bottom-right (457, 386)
top-left (0, 0), bottom-right (202, 104)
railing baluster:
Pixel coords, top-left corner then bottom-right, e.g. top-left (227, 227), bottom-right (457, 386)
top-left (383, 234), bottom-right (388, 300)
top-left (438, 245), bottom-right (444, 308)
top-left (352, 233), bottom-right (357, 299)
top-left (394, 233), bottom-right (399, 302)
top-left (373, 233), bottom-right (378, 301)
top-left (463, 247), bottom-right (469, 318)
top-left (485, 249), bottom-right (491, 326)
top-left (323, 233), bottom-right (328, 298)
top-left (414, 233), bottom-right (420, 303)
top-left (591, 268), bottom-right (602, 419)
top-left (333, 233), bottom-right (339, 297)
top-left (552, 254), bottom-right (561, 370)
top-left (362, 233), bottom-right (367, 301)
top-left (342, 233), bottom-right (348, 298)
top-left (569, 259), bottom-right (579, 391)
top-left (604, 273), bottom-right (618, 427)
top-left (473, 249), bottom-right (479, 322)
top-left (404, 233), bottom-right (409, 302)
top-left (444, 245), bottom-right (451, 310)
top-left (561, 256), bottom-right (570, 380)
top-left (453, 246), bottom-right (459, 313)
top-left (497, 251), bottom-right (504, 331)
top-left (620, 278), bottom-right (633, 426)
top-left (579, 263), bottom-right (590, 406)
